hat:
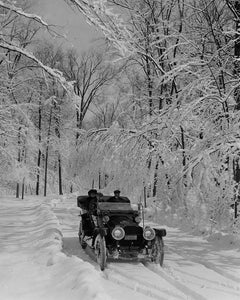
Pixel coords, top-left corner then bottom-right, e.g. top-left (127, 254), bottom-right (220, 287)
top-left (88, 189), bottom-right (97, 195)
top-left (114, 190), bottom-right (120, 194)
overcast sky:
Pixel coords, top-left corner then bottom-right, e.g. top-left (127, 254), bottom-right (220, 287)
top-left (31, 0), bottom-right (101, 53)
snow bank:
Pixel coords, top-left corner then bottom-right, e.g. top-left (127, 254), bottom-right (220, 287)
top-left (206, 232), bottom-right (240, 248)
top-left (142, 196), bottom-right (240, 247)
top-left (0, 196), bottom-right (111, 300)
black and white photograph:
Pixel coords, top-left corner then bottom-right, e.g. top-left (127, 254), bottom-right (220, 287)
top-left (0, 1), bottom-right (240, 299)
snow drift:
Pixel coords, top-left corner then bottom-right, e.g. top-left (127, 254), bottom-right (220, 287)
top-left (0, 196), bottom-right (111, 300)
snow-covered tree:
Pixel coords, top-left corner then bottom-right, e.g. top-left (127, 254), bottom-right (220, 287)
top-left (66, 0), bottom-right (240, 231)
top-left (0, 1), bottom-right (73, 197)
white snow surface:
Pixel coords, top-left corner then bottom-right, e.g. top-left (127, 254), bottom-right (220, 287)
top-left (0, 194), bottom-right (240, 300)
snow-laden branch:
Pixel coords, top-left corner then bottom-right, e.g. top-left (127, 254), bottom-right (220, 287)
top-left (0, 0), bottom-right (49, 27)
top-left (225, 0), bottom-right (240, 20)
top-left (0, 41), bottom-right (71, 89)
top-left (66, 0), bottom-right (134, 56)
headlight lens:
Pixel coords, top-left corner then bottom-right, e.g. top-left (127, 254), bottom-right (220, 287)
top-left (143, 227), bottom-right (156, 240)
top-left (111, 226), bottom-right (125, 240)
top-left (103, 215), bottom-right (110, 223)
top-left (135, 216), bottom-right (142, 223)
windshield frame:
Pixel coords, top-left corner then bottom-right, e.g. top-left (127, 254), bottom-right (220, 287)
top-left (97, 202), bottom-right (136, 212)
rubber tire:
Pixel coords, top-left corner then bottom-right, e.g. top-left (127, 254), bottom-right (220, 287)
top-left (78, 221), bottom-right (87, 249)
top-left (152, 236), bottom-right (164, 267)
top-left (95, 234), bottom-right (107, 271)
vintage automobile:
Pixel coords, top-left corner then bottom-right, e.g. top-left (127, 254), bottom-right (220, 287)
top-left (77, 195), bottom-right (166, 271)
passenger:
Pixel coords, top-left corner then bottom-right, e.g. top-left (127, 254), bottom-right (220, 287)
top-left (79, 189), bottom-right (98, 236)
top-left (108, 190), bottom-right (130, 203)
top-left (77, 189), bottom-right (98, 210)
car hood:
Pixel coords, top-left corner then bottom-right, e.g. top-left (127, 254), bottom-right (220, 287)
top-left (108, 216), bottom-right (139, 228)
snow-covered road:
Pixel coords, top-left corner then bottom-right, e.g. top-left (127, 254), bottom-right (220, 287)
top-left (0, 195), bottom-right (240, 300)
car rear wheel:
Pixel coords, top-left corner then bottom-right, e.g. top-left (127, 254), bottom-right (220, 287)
top-left (95, 234), bottom-right (107, 271)
top-left (78, 221), bottom-right (87, 249)
top-left (151, 236), bottom-right (164, 266)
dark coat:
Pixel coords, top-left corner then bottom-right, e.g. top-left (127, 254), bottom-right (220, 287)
top-left (77, 195), bottom-right (97, 210)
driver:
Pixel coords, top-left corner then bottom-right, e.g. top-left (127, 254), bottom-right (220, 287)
top-left (108, 190), bottom-right (130, 203)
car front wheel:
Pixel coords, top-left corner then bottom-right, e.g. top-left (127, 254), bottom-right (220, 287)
top-left (78, 221), bottom-right (87, 249)
top-left (151, 236), bottom-right (164, 266)
top-left (95, 234), bottom-right (107, 271)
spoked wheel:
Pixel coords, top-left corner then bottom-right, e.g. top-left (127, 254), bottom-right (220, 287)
top-left (78, 221), bottom-right (87, 249)
top-left (95, 234), bottom-right (107, 271)
top-left (151, 236), bottom-right (164, 267)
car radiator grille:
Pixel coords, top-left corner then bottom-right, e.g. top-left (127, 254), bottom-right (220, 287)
top-left (117, 226), bottom-right (144, 247)
top-left (124, 225), bottom-right (143, 236)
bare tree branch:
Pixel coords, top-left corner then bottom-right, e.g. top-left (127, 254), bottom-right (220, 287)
top-left (0, 0), bottom-right (49, 27)
top-left (0, 41), bottom-right (70, 88)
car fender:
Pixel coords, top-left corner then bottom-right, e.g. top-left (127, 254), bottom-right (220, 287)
top-left (154, 228), bottom-right (167, 237)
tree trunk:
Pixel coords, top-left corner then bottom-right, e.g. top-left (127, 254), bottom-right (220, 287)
top-left (54, 101), bottom-right (63, 195)
top-left (233, 159), bottom-right (240, 219)
top-left (99, 171), bottom-right (101, 190)
top-left (36, 150), bottom-right (41, 195)
top-left (232, 1), bottom-right (240, 215)
top-left (180, 126), bottom-right (186, 167)
top-left (143, 186), bottom-right (147, 208)
top-left (234, 0), bottom-right (240, 108)
top-left (58, 153), bottom-right (63, 195)
top-left (145, 21), bottom-right (153, 116)
top-left (36, 102), bottom-right (42, 195)
top-left (44, 106), bottom-right (53, 197)
top-left (21, 178), bottom-right (25, 200)
top-left (16, 183), bottom-right (20, 198)
top-left (16, 127), bottom-right (21, 198)
top-left (44, 147), bottom-right (49, 197)
top-left (153, 161), bottom-right (159, 197)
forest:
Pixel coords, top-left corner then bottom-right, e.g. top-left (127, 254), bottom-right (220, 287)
top-left (1, 0), bottom-right (240, 233)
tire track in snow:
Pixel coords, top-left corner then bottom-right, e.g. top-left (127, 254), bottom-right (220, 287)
top-left (143, 262), bottom-right (207, 300)
top-left (194, 259), bottom-right (240, 285)
top-left (159, 248), bottom-right (240, 300)
top-left (64, 239), bottom-right (184, 300)
top-left (104, 262), bottom-right (190, 300)
top-left (103, 270), bottom-right (167, 300)
top-left (167, 246), bottom-right (240, 288)
top-left (62, 239), bottom-right (165, 300)
top-left (69, 240), bottom-right (166, 300)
